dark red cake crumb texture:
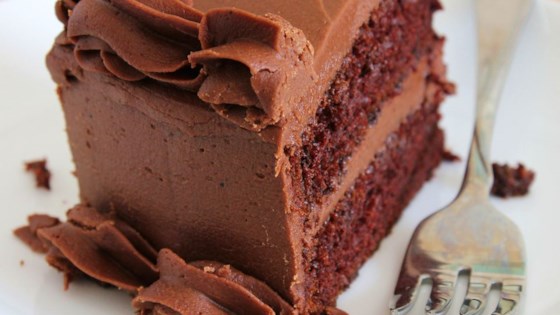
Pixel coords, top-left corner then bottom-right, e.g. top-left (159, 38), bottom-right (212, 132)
top-left (289, 0), bottom-right (447, 206)
top-left (24, 159), bottom-right (51, 190)
top-left (285, 0), bottom-right (452, 311)
top-left (305, 94), bottom-right (445, 310)
top-left (491, 163), bottom-right (535, 198)
top-left (442, 149), bottom-right (461, 162)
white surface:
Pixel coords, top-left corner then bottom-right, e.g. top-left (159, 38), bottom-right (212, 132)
top-left (0, 0), bottom-right (558, 314)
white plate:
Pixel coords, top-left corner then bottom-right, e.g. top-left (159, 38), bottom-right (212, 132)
top-left (1, 0), bottom-right (559, 314)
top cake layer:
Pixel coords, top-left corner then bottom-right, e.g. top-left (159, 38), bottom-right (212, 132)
top-left (55, 0), bottom-right (380, 136)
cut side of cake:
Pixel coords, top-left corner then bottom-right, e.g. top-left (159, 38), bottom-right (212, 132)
top-left (36, 0), bottom-right (454, 313)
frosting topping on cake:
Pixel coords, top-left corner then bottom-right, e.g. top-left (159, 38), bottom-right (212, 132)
top-left (37, 205), bottom-right (159, 292)
top-left (133, 249), bottom-right (295, 315)
top-left (55, 0), bottom-right (315, 127)
top-left (60, 0), bottom-right (203, 89)
top-left (191, 9), bottom-right (314, 128)
top-left (53, 0), bottom-right (384, 137)
top-left (16, 205), bottom-right (334, 314)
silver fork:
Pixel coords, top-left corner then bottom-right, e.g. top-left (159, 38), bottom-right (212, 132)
top-left (390, 0), bottom-right (532, 314)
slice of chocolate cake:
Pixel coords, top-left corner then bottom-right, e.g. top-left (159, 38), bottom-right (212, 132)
top-left (44, 0), bottom-right (453, 313)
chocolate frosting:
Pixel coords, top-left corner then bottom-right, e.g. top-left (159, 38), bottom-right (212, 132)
top-left (14, 214), bottom-right (60, 253)
top-left (44, 0), bottom-right (426, 311)
top-left (59, 0), bottom-right (203, 89)
top-left (17, 206), bottom-right (340, 314)
top-left (191, 9), bottom-right (314, 128)
top-left (133, 249), bottom-right (295, 315)
top-left (55, 0), bottom-right (314, 127)
top-left (36, 205), bottom-right (159, 292)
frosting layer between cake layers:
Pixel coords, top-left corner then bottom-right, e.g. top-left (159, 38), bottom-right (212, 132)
top-left (46, 0), bottom-right (451, 312)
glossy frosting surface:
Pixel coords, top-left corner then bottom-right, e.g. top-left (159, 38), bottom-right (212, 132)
top-left (16, 206), bottom-right (319, 314)
top-left (55, 0), bottom-right (381, 132)
top-left (43, 0), bottom-right (445, 312)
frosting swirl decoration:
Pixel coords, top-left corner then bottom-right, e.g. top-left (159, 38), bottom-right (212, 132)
top-left (55, 0), bottom-right (316, 127)
top-left (60, 0), bottom-right (204, 90)
top-left (190, 9), bottom-right (315, 127)
top-left (16, 206), bottom-right (348, 314)
top-left (133, 249), bottom-right (295, 315)
top-left (35, 205), bottom-right (160, 292)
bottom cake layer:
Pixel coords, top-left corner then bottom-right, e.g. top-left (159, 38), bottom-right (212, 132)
top-left (303, 87), bottom-right (445, 312)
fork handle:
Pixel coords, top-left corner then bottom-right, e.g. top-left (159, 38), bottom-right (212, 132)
top-left (462, 0), bottom-right (533, 197)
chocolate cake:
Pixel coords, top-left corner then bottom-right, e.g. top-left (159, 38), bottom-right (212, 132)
top-left (40, 0), bottom-right (453, 313)
top-left (491, 163), bottom-right (535, 198)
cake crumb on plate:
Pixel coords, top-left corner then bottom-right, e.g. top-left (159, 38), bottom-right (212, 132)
top-left (491, 163), bottom-right (535, 198)
top-left (442, 149), bottom-right (461, 162)
top-left (24, 159), bottom-right (51, 190)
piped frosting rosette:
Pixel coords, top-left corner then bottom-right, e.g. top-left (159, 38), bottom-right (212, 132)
top-left (133, 250), bottom-right (295, 315)
top-left (58, 0), bottom-right (204, 89)
top-left (54, 0), bottom-right (315, 127)
top-left (15, 205), bottom-right (311, 314)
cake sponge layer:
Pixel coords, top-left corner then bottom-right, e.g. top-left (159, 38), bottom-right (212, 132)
top-left (304, 87), bottom-right (446, 311)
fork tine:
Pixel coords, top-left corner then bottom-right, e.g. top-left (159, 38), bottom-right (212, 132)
top-left (427, 268), bottom-right (469, 314)
top-left (493, 290), bottom-right (522, 315)
top-left (390, 274), bottom-right (431, 314)
top-left (460, 277), bottom-right (492, 315)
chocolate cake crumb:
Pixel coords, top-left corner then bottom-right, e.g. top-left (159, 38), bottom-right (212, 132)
top-left (491, 163), bottom-right (535, 198)
top-left (442, 149), bottom-right (461, 162)
top-left (24, 159), bottom-right (51, 190)
top-left (291, 0), bottom-right (447, 207)
top-left (20, 260), bottom-right (25, 267)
